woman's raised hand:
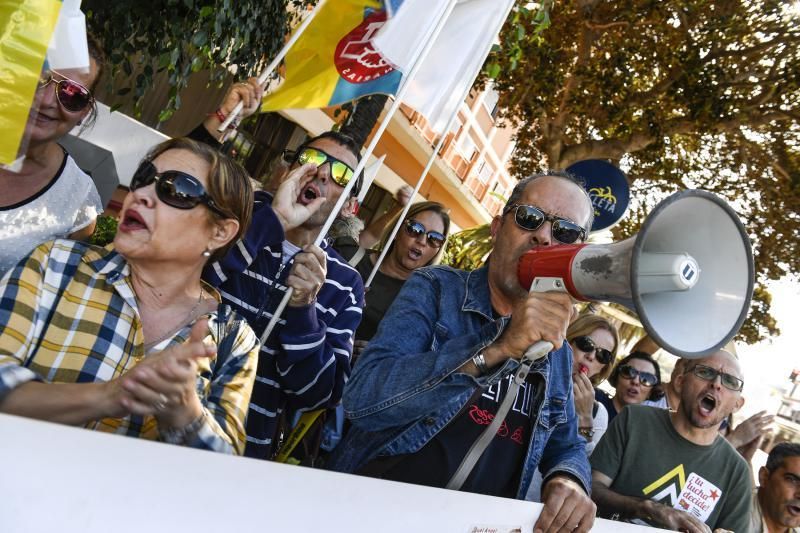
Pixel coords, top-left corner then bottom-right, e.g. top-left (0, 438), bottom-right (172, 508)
top-left (572, 371), bottom-right (595, 428)
top-left (105, 319), bottom-right (213, 428)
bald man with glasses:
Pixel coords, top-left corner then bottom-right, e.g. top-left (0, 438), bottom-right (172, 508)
top-left (591, 349), bottom-right (752, 532)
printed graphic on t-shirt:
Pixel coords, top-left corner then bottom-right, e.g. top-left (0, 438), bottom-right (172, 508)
top-left (381, 370), bottom-right (541, 497)
top-left (467, 373), bottom-right (537, 446)
top-left (481, 373), bottom-right (536, 417)
top-left (642, 464), bottom-right (687, 505)
top-left (674, 473), bottom-right (722, 522)
top-left (639, 465), bottom-right (722, 523)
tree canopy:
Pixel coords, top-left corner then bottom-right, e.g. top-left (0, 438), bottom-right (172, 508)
top-left (85, 0), bottom-right (305, 121)
top-left (482, 0), bottom-right (800, 343)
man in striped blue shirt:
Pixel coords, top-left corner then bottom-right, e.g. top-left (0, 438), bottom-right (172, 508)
top-left (204, 131), bottom-right (365, 459)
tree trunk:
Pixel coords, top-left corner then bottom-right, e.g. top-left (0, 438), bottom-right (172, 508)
top-left (340, 94), bottom-right (389, 151)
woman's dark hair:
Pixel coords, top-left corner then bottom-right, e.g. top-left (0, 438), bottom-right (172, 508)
top-left (79, 33), bottom-right (107, 130)
top-left (141, 138), bottom-right (254, 261)
top-left (608, 351), bottom-right (664, 401)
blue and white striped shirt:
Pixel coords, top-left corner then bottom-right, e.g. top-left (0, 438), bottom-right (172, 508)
top-left (204, 192), bottom-right (365, 458)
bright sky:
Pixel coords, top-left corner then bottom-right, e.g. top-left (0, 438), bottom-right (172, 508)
top-left (735, 277), bottom-right (800, 417)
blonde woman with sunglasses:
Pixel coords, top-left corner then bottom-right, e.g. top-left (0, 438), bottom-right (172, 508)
top-left (0, 35), bottom-right (105, 276)
top-left (526, 313), bottom-right (619, 501)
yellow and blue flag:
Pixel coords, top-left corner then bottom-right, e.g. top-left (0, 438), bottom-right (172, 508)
top-left (262, 0), bottom-right (404, 111)
top-left (0, 0), bottom-right (62, 165)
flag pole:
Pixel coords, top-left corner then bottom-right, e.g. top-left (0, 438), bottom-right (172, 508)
top-left (365, 0), bottom-right (517, 288)
top-left (218, 0), bottom-right (329, 132)
top-left (259, 0), bottom-right (460, 345)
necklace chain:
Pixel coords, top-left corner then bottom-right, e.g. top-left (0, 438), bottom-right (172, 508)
top-left (144, 288), bottom-right (206, 350)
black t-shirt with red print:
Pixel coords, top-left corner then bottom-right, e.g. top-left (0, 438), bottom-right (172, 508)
top-left (383, 372), bottom-right (544, 498)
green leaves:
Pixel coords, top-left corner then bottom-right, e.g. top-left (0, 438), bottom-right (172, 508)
top-left (483, 0), bottom-right (553, 80)
top-left (85, 0), bottom-right (298, 121)
top-left (191, 30), bottom-right (208, 48)
top-left (483, 0), bottom-right (800, 343)
top-left (88, 215), bottom-right (119, 246)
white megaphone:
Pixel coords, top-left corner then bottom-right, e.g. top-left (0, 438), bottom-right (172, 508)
top-left (517, 189), bottom-right (754, 359)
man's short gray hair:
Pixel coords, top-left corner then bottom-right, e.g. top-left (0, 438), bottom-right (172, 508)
top-left (504, 171), bottom-right (595, 233)
top-left (328, 215), bottom-right (365, 242)
top-left (765, 442), bottom-right (800, 472)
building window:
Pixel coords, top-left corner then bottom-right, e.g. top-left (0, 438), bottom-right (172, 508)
top-left (458, 130), bottom-right (478, 161)
top-left (482, 83), bottom-right (500, 120)
top-left (476, 158), bottom-right (494, 184)
top-left (450, 117), bottom-right (463, 136)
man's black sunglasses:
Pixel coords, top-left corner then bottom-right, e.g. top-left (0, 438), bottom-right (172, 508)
top-left (503, 204), bottom-right (587, 244)
top-left (686, 364), bottom-right (744, 392)
top-left (572, 335), bottom-right (614, 365)
top-left (618, 365), bottom-right (658, 387)
top-left (130, 161), bottom-right (228, 217)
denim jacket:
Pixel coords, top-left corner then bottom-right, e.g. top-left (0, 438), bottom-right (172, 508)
top-left (328, 265), bottom-right (591, 499)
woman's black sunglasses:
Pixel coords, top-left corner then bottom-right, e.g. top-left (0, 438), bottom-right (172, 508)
top-left (503, 204), bottom-right (587, 244)
top-left (130, 161), bottom-right (227, 217)
top-left (404, 219), bottom-right (446, 248)
top-left (618, 364), bottom-right (658, 387)
top-left (572, 335), bottom-right (614, 365)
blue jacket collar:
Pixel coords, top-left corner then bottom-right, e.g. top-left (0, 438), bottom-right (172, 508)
top-left (462, 266), bottom-right (495, 321)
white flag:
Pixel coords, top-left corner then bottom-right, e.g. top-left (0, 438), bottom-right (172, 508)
top-left (47, 0), bottom-right (90, 71)
top-left (373, 0), bottom-right (515, 132)
top-left (358, 155), bottom-right (386, 205)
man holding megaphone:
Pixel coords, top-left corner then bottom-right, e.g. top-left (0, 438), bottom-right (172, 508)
top-left (329, 173), bottom-right (598, 532)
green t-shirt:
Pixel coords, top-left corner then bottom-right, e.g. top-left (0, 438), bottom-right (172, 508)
top-left (591, 404), bottom-right (752, 531)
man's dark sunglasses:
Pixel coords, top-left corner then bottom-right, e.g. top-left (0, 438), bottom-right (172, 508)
top-left (38, 71), bottom-right (94, 113)
top-left (618, 364), bottom-right (658, 387)
top-left (687, 364), bottom-right (744, 392)
top-left (284, 147), bottom-right (356, 188)
top-left (404, 219), bottom-right (446, 248)
top-left (130, 161), bottom-right (227, 217)
top-left (572, 335), bottom-right (614, 365)
top-left (503, 204), bottom-right (587, 244)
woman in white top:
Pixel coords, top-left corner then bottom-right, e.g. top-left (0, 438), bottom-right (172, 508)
top-left (526, 313), bottom-right (619, 502)
top-left (0, 35), bottom-right (104, 276)
top-left (567, 313), bottom-right (620, 453)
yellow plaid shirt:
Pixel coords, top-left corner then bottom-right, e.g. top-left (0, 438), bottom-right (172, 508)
top-left (0, 239), bottom-right (258, 455)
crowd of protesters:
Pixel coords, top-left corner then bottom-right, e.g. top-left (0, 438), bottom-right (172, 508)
top-left (1, 40), bottom-right (799, 533)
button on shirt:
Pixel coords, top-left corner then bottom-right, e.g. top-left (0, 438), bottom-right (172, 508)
top-left (0, 239), bottom-right (259, 454)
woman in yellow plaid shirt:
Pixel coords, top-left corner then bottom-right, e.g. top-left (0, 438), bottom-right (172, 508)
top-left (0, 137), bottom-right (319, 454)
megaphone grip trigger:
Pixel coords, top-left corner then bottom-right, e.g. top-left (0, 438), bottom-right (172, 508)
top-left (519, 340), bottom-right (553, 370)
